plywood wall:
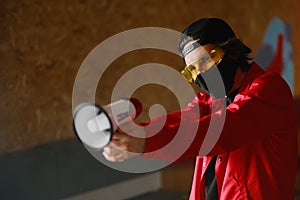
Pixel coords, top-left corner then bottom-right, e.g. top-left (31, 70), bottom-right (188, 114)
top-left (1, 0), bottom-right (299, 154)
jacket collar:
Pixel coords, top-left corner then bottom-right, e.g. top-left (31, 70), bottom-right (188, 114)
top-left (239, 62), bottom-right (264, 92)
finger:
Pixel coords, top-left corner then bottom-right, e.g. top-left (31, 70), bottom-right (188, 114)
top-left (102, 149), bottom-right (130, 162)
top-left (110, 139), bottom-right (124, 147)
top-left (104, 143), bottom-right (129, 155)
top-left (111, 132), bottom-right (130, 141)
top-left (102, 151), bottom-right (124, 162)
top-left (103, 146), bottom-right (115, 155)
top-left (103, 144), bottom-right (123, 155)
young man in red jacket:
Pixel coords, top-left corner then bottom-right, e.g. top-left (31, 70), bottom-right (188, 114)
top-left (103, 18), bottom-right (298, 200)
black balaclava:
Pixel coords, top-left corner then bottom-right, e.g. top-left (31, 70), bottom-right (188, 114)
top-left (194, 54), bottom-right (239, 99)
top-left (179, 18), bottom-right (251, 98)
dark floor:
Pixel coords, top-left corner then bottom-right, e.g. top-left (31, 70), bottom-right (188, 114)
top-left (128, 190), bottom-right (189, 200)
top-left (0, 139), bottom-right (143, 200)
top-left (1, 138), bottom-right (300, 200)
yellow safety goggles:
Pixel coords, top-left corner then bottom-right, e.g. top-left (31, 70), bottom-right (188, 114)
top-left (181, 48), bottom-right (225, 83)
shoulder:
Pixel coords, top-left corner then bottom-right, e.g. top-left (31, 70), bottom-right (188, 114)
top-left (242, 68), bottom-right (294, 109)
top-left (244, 63), bottom-right (292, 96)
top-left (252, 70), bottom-right (291, 95)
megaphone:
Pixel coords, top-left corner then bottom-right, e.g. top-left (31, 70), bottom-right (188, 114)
top-left (73, 98), bottom-right (142, 150)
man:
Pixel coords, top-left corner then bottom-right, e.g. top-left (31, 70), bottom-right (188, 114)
top-left (103, 18), bottom-right (298, 200)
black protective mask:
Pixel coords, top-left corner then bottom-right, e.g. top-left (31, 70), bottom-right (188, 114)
top-left (195, 55), bottom-right (238, 99)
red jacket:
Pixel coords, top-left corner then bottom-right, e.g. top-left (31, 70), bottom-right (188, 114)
top-left (143, 63), bottom-right (298, 200)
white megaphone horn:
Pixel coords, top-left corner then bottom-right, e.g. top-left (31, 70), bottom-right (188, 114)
top-left (72, 98), bottom-right (142, 150)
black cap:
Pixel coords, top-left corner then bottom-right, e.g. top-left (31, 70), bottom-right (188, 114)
top-left (178, 18), bottom-right (250, 57)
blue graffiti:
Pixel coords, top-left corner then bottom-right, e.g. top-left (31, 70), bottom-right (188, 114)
top-left (254, 17), bottom-right (294, 93)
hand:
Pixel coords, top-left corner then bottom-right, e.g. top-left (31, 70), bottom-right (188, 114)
top-left (102, 122), bottom-right (146, 162)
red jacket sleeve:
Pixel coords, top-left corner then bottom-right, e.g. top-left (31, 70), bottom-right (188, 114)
top-left (143, 71), bottom-right (297, 160)
top-left (142, 92), bottom-right (211, 160)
